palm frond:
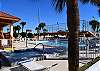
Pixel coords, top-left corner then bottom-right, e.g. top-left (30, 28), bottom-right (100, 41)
top-left (98, 9), bottom-right (100, 17)
top-left (80, 0), bottom-right (90, 4)
top-left (80, 0), bottom-right (100, 5)
top-left (97, 2), bottom-right (100, 6)
top-left (52, 0), bottom-right (66, 13)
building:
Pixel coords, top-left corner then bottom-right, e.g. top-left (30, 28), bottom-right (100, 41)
top-left (0, 11), bottom-right (20, 49)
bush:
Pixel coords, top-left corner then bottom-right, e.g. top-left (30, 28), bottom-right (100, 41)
top-left (79, 56), bottom-right (100, 71)
top-left (13, 33), bottom-right (18, 38)
top-left (27, 33), bottom-right (33, 38)
top-left (20, 32), bottom-right (26, 38)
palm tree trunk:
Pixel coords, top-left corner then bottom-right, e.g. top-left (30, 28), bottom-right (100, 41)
top-left (67, 0), bottom-right (80, 71)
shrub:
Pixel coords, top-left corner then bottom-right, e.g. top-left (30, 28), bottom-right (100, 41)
top-left (20, 32), bottom-right (26, 38)
top-left (79, 56), bottom-right (100, 71)
top-left (27, 33), bottom-right (33, 38)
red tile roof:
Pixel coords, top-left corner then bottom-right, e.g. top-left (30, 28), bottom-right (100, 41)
top-left (0, 11), bottom-right (20, 21)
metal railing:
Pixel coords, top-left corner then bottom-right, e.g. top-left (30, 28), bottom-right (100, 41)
top-left (1, 38), bottom-right (99, 60)
top-left (34, 43), bottom-right (45, 60)
top-left (79, 35), bottom-right (100, 59)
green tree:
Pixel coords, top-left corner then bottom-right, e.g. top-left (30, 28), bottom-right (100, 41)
top-left (97, 3), bottom-right (100, 17)
top-left (20, 32), bottom-right (26, 38)
top-left (35, 27), bottom-right (40, 40)
top-left (16, 25), bottom-right (21, 34)
top-left (97, 23), bottom-right (100, 32)
top-left (13, 33), bottom-right (18, 38)
top-left (43, 28), bottom-right (48, 39)
top-left (27, 33), bottom-right (33, 38)
top-left (38, 22), bottom-right (46, 33)
top-left (53, 0), bottom-right (99, 71)
top-left (98, 9), bottom-right (100, 17)
top-left (13, 26), bottom-right (17, 33)
top-left (43, 28), bottom-right (48, 33)
top-left (35, 27), bottom-right (40, 34)
top-left (20, 22), bottom-right (26, 33)
top-left (89, 20), bottom-right (100, 32)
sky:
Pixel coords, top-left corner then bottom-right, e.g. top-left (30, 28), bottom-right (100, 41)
top-left (0, 0), bottom-right (100, 33)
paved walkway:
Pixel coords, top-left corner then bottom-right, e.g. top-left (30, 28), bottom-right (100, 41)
top-left (1, 60), bottom-right (85, 71)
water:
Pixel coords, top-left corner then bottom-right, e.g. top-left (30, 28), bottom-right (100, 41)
top-left (2, 39), bottom-right (86, 64)
top-left (2, 39), bottom-right (68, 63)
top-left (2, 49), bottom-right (43, 63)
top-left (37, 40), bottom-right (68, 48)
top-left (37, 39), bottom-right (86, 48)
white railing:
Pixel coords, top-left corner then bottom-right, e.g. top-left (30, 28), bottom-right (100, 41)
top-left (79, 34), bottom-right (100, 59)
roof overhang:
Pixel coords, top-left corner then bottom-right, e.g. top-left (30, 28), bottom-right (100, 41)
top-left (0, 11), bottom-right (21, 27)
top-left (37, 31), bottom-right (94, 37)
top-left (0, 18), bottom-right (20, 27)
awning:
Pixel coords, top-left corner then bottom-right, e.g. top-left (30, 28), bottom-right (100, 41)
top-left (0, 11), bottom-right (20, 27)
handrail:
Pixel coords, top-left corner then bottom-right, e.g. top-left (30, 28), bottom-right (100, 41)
top-left (34, 43), bottom-right (45, 60)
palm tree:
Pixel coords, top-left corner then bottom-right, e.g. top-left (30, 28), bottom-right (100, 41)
top-left (81, 1), bottom-right (100, 17)
top-left (98, 9), bottom-right (100, 17)
top-left (43, 28), bottom-right (48, 33)
top-left (13, 26), bottom-right (17, 33)
top-left (20, 22), bottom-right (26, 33)
top-left (43, 28), bottom-right (48, 39)
top-left (97, 3), bottom-right (100, 17)
top-left (97, 22), bottom-right (100, 32)
top-left (35, 27), bottom-right (40, 34)
top-left (16, 25), bottom-right (21, 34)
top-left (53, 0), bottom-right (99, 71)
top-left (35, 27), bottom-right (40, 40)
top-left (89, 19), bottom-right (100, 32)
top-left (38, 22), bottom-right (46, 33)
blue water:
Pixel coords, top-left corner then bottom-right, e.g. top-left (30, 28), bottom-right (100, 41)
top-left (2, 49), bottom-right (43, 63)
top-left (40, 40), bottom-right (68, 48)
top-left (40, 39), bottom-right (86, 48)
top-left (2, 39), bottom-right (86, 63)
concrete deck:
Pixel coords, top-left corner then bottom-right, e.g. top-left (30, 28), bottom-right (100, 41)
top-left (0, 60), bottom-right (84, 71)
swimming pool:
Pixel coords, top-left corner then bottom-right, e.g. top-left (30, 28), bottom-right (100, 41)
top-left (1, 39), bottom-right (86, 64)
top-left (1, 46), bottom-right (66, 64)
top-left (43, 40), bottom-right (68, 47)
top-left (34, 39), bottom-right (86, 48)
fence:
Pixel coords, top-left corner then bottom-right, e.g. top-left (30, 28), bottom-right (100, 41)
top-left (46, 22), bottom-right (67, 33)
top-left (0, 37), bottom-right (100, 60)
top-left (79, 36), bottom-right (100, 59)
top-left (46, 20), bottom-right (91, 33)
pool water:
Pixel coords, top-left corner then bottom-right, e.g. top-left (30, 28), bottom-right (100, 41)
top-left (43, 40), bottom-right (68, 47)
top-left (36, 39), bottom-right (86, 48)
top-left (2, 46), bottom-right (66, 63)
top-left (2, 49), bottom-right (43, 63)
top-left (1, 39), bottom-right (86, 64)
